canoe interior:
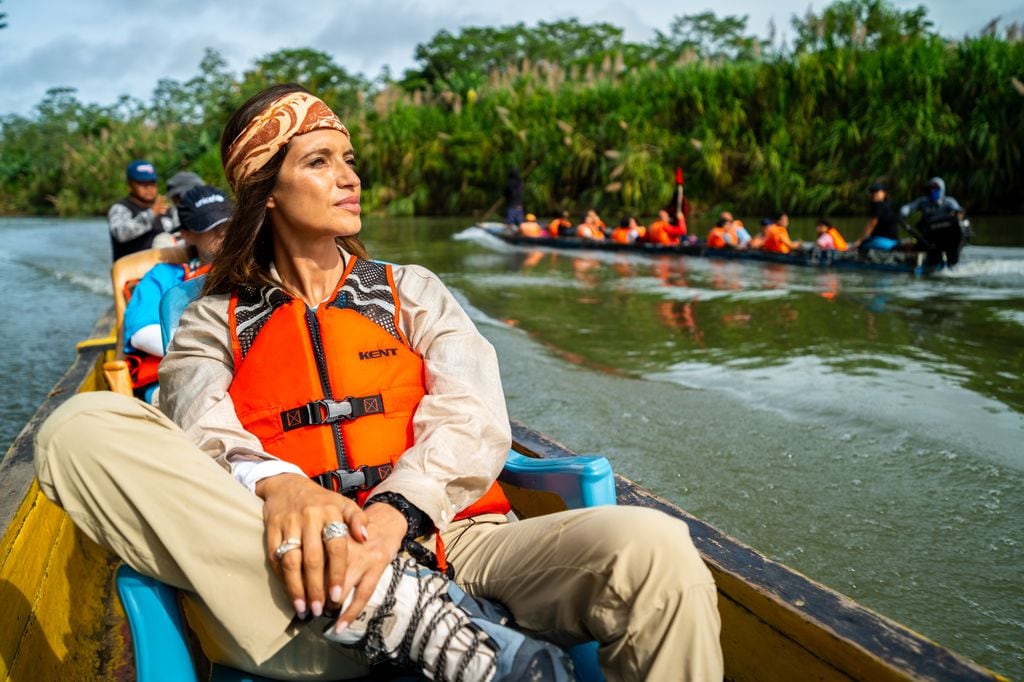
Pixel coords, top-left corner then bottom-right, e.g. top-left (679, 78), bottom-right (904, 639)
top-left (0, 309), bottom-right (1004, 681)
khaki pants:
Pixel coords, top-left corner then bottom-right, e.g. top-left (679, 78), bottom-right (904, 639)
top-left (35, 392), bottom-right (722, 681)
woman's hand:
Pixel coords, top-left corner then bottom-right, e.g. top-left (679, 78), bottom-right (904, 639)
top-left (257, 473), bottom-right (370, 618)
top-left (330, 502), bottom-right (407, 632)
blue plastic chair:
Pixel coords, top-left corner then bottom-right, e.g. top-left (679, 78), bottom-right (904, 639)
top-left (159, 274), bottom-right (206, 353)
top-left (118, 274), bottom-right (613, 681)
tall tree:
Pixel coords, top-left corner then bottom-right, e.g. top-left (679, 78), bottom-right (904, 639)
top-left (240, 48), bottom-right (369, 115)
top-left (653, 12), bottom-right (768, 61)
top-left (401, 19), bottom-right (630, 92)
top-left (791, 0), bottom-right (933, 52)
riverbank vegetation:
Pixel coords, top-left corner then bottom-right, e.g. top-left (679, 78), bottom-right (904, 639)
top-left (1, 0), bottom-right (1022, 218)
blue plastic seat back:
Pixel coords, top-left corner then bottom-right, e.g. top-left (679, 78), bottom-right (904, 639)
top-left (500, 451), bottom-right (616, 509)
top-left (159, 274), bottom-right (207, 353)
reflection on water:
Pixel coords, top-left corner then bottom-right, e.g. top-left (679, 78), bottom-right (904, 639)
top-left (446, 223), bottom-right (1024, 678)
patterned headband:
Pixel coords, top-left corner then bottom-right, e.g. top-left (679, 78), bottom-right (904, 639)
top-left (223, 92), bottom-right (349, 190)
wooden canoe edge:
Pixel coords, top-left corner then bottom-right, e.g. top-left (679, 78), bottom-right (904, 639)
top-left (0, 309), bottom-right (115, 541)
top-left (509, 419), bottom-right (1004, 682)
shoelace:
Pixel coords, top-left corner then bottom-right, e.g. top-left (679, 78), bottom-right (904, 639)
top-left (364, 556), bottom-right (496, 682)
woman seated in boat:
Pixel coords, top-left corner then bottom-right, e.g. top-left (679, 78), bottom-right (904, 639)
top-left (548, 210), bottom-right (573, 237)
top-left (610, 216), bottom-right (643, 244)
top-left (34, 84), bottom-right (723, 681)
top-left (758, 213), bottom-right (802, 254)
top-left (517, 213), bottom-right (546, 238)
top-left (576, 209), bottom-right (607, 240)
top-left (705, 218), bottom-right (737, 249)
top-left (814, 218), bottom-right (849, 251)
top-left (121, 185), bottom-right (231, 402)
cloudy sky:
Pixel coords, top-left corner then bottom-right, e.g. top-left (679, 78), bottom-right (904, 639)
top-left (2, 0), bottom-right (1022, 117)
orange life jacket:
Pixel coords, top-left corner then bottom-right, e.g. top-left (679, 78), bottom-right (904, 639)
top-left (227, 257), bottom-right (512, 524)
top-left (519, 221), bottom-right (543, 237)
top-left (610, 227), bottom-right (636, 244)
top-left (706, 227), bottom-right (727, 249)
top-left (549, 218), bottom-right (572, 237)
top-left (761, 225), bottom-right (793, 254)
top-left (649, 219), bottom-right (681, 245)
top-left (127, 260), bottom-right (211, 388)
top-left (827, 227), bottom-right (848, 251)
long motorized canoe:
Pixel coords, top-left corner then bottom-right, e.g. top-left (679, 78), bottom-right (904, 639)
top-left (478, 223), bottom-right (961, 276)
top-left (0, 309), bottom-right (1005, 680)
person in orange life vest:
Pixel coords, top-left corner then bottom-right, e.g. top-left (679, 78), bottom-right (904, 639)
top-left (517, 213), bottom-right (545, 237)
top-left (664, 208), bottom-right (691, 244)
top-left (716, 211), bottom-right (748, 249)
top-left (122, 86), bottom-right (575, 679)
top-left (548, 210), bottom-right (572, 237)
top-left (759, 212), bottom-right (802, 254)
top-left (815, 218), bottom-right (849, 251)
top-left (121, 185), bottom-right (231, 401)
top-left (92, 84), bottom-right (721, 678)
top-left (576, 208), bottom-right (606, 240)
top-left (633, 216), bottom-right (647, 241)
top-left (647, 209), bottom-right (677, 245)
top-left (610, 216), bottom-right (641, 244)
top-left (705, 218), bottom-right (735, 249)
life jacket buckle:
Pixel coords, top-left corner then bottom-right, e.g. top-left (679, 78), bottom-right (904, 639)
top-left (314, 463), bottom-right (393, 494)
top-left (305, 399), bottom-right (354, 425)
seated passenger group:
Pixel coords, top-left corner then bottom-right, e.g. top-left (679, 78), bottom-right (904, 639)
top-left (514, 176), bottom-right (965, 260)
top-left (519, 207), bottom-right (691, 245)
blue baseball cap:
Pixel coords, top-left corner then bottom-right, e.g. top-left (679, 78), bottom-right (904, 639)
top-left (126, 160), bottom-right (158, 182)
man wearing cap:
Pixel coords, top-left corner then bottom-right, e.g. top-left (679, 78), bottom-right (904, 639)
top-left (121, 185), bottom-right (232, 401)
top-left (107, 160), bottom-right (177, 260)
top-left (854, 181), bottom-right (902, 252)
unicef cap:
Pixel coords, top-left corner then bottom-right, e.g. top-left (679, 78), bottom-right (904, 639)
top-left (126, 160), bottom-right (158, 182)
top-left (177, 185), bottom-right (233, 233)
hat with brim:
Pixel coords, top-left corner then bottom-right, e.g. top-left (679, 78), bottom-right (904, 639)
top-left (868, 181), bottom-right (886, 192)
top-left (126, 160), bottom-right (158, 182)
top-left (177, 185), bottom-right (233, 233)
top-left (166, 171), bottom-right (205, 201)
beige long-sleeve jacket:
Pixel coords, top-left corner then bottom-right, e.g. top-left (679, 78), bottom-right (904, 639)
top-left (158, 258), bottom-right (512, 531)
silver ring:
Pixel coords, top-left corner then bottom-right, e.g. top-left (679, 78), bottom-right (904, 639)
top-left (322, 521), bottom-right (349, 543)
top-left (274, 537), bottom-right (302, 560)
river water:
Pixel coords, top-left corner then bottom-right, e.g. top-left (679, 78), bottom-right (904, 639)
top-left (2, 214), bottom-right (1022, 677)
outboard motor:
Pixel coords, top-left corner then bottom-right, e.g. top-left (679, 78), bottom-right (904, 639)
top-left (919, 211), bottom-right (969, 267)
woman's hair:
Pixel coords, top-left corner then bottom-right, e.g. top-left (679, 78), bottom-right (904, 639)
top-left (204, 83), bottom-right (368, 295)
